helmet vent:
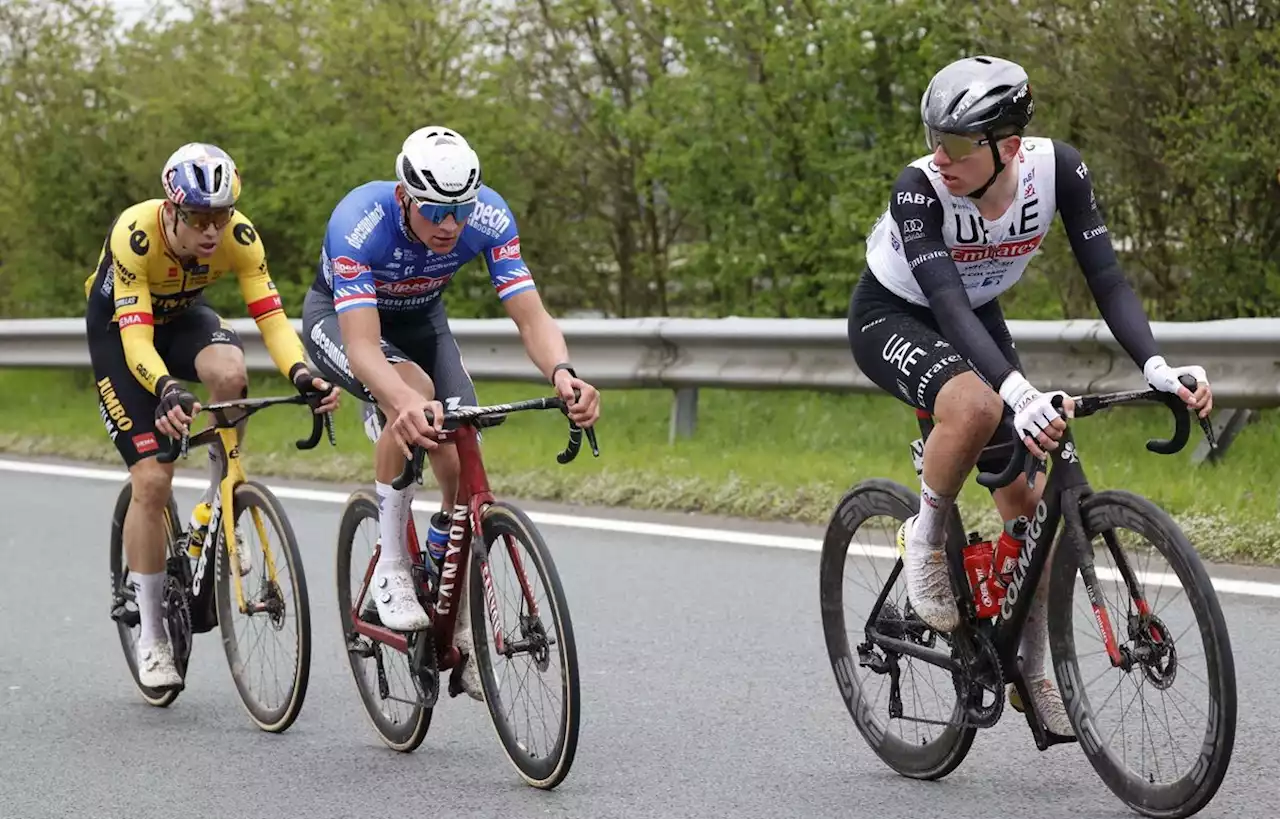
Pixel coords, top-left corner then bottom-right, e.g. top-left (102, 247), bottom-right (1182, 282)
top-left (400, 155), bottom-right (426, 190)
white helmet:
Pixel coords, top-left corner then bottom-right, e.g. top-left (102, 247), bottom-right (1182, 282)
top-left (395, 126), bottom-right (482, 204)
top-left (161, 142), bottom-right (240, 209)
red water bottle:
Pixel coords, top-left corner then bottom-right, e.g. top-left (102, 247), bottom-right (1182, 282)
top-left (992, 516), bottom-right (1029, 587)
top-left (962, 532), bottom-right (999, 619)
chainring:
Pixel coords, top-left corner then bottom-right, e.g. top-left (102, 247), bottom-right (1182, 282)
top-left (952, 629), bottom-right (1004, 728)
top-left (163, 574), bottom-right (193, 680)
top-left (408, 628), bottom-right (440, 710)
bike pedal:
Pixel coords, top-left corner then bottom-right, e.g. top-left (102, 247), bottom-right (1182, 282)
top-left (110, 604), bottom-right (140, 628)
top-left (347, 635), bottom-right (376, 658)
top-left (1008, 683), bottom-right (1025, 713)
top-left (448, 666), bottom-right (464, 699)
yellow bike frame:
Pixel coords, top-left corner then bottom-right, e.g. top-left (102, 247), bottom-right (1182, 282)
top-left (210, 425), bottom-right (281, 615)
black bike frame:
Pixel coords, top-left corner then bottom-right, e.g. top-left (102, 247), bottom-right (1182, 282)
top-left (862, 381), bottom-right (1208, 742)
top-left (862, 431), bottom-right (1090, 676)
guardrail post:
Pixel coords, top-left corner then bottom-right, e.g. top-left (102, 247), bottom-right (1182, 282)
top-left (669, 387), bottom-right (698, 444)
top-left (1192, 408), bottom-right (1256, 465)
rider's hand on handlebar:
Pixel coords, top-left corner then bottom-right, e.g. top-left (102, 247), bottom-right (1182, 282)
top-left (290, 364), bottom-right (340, 415)
top-left (387, 392), bottom-right (444, 459)
top-left (552, 367), bottom-right (600, 428)
top-left (1000, 372), bottom-right (1074, 461)
top-left (1144, 356), bottom-right (1213, 419)
top-left (154, 376), bottom-right (200, 439)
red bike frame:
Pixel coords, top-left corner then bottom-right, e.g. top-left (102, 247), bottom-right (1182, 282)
top-left (347, 423), bottom-right (542, 670)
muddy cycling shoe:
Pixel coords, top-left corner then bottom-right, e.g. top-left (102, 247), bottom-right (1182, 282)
top-left (898, 515), bottom-right (959, 633)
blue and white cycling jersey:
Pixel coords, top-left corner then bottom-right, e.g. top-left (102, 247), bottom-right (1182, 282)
top-left (311, 181), bottom-right (535, 318)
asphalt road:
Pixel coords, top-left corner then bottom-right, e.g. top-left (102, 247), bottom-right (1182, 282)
top-left (0, 460), bottom-right (1275, 819)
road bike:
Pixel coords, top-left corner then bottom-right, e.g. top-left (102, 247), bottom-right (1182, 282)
top-left (819, 375), bottom-right (1236, 819)
top-left (109, 392), bottom-right (334, 733)
top-left (336, 394), bottom-right (598, 789)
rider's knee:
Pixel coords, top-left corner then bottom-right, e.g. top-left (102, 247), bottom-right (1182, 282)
top-left (204, 365), bottom-right (248, 401)
top-left (197, 346), bottom-right (248, 400)
top-left (392, 360), bottom-right (436, 399)
top-left (934, 372), bottom-right (1003, 438)
top-left (130, 458), bottom-right (174, 508)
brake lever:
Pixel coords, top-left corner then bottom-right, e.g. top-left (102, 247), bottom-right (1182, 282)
top-left (1200, 416), bottom-right (1217, 448)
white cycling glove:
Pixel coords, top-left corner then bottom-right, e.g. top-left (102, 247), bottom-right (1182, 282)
top-left (1143, 356), bottom-right (1207, 395)
top-left (999, 372), bottom-right (1070, 443)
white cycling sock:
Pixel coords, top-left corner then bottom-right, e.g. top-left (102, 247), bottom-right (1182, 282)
top-left (375, 481), bottom-right (415, 572)
top-left (916, 478), bottom-right (954, 546)
top-left (134, 571), bottom-right (166, 648)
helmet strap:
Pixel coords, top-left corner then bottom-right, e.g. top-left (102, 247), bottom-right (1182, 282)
top-left (966, 133), bottom-right (1005, 200)
top-left (397, 192), bottom-right (425, 246)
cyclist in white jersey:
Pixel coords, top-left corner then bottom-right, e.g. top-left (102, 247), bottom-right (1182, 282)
top-left (847, 55), bottom-right (1214, 736)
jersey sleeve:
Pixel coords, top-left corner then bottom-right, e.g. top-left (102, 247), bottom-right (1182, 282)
top-left (477, 192), bottom-right (536, 301)
top-left (1052, 141), bottom-right (1159, 367)
top-left (892, 167), bottom-right (1019, 391)
top-left (321, 202), bottom-right (380, 315)
top-left (228, 217), bottom-right (307, 379)
top-left (110, 218), bottom-right (171, 395)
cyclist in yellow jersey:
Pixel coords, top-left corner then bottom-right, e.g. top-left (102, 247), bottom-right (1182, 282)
top-left (84, 142), bottom-right (339, 691)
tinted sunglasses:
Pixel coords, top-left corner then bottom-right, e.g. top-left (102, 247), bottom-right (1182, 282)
top-left (176, 205), bottom-right (235, 231)
top-left (403, 191), bottom-right (477, 224)
top-left (925, 128), bottom-right (997, 160)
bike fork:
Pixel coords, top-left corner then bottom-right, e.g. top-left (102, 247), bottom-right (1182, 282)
top-left (1062, 495), bottom-right (1124, 667)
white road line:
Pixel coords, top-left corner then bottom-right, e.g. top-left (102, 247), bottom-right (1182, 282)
top-left (2, 457), bottom-right (1277, 600)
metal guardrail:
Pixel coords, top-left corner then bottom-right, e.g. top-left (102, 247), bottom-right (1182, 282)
top-left (1, 316), bottom-right (1276, 458)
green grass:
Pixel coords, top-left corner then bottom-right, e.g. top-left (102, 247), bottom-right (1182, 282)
top-left (2, 367), bottom-right (1277, 564)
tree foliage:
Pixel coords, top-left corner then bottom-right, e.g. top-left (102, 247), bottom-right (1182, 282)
top-left (1, 0), bottom-right (1275, 322)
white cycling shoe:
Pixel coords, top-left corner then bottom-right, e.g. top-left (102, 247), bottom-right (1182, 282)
top-left (137, 639), bottom-right (183, 690)
top-left (1012, 677), bottom-right (1075, 736)
top-left (371, 563), bottom-right (431, 632)
top-left (898, 515), bottom-right (959, 633)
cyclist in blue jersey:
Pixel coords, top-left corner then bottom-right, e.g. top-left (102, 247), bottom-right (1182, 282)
top-left (302, 126), bottom-right (600, 699)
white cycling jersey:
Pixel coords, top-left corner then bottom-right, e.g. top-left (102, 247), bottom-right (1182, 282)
top-left (864, 136), bottom-right (1067, 308)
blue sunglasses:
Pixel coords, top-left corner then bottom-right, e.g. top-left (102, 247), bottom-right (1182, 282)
top-left (405, 192), bottom-right (477, 225)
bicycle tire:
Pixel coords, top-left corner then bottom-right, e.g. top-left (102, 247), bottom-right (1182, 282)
top-left (335, 489), bottom-right (432, 752)
top-left (108, 480), bottom-right (185, 708)
top-left (470, 501), bottom-right (580, 790)
top-left (215, 480), bottom-right (313, 733)
top-left (1048, 489), bottom-right (1236, 819)
top-left (818, 478), bottom-right (976, 780)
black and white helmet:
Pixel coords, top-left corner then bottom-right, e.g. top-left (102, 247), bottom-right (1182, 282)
top-left (395, 126), bottom-right (482, 205)
top-left (921, 56), bottom-right (1034, 138)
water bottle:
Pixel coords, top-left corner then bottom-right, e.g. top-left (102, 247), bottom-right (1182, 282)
top-left (962, 531), bottom-right (1000, 619)
top-left (186, 501), bottom-right (213, 559)
top-left (424, 511), bottom-right (450, 575)
top-left (992, 515), bottom-right (1029, 588)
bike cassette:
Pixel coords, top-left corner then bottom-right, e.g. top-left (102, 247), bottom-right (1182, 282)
top-left (953, 630), bottom-right (1004, 728)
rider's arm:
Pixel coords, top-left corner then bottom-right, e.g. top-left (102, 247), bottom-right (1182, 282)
top-left (480, 210), bottom-right (570, 378)
top-left (504, 289), bottom-right (571, 378)
top-left (893, 167), bottom-right (1020, 392)
top-left (229, 218), bottom-right (309, 382)
top-left (1052, 140), bottom-right (1160, 369)
top-left (110, 223), bottom-right (171, 395)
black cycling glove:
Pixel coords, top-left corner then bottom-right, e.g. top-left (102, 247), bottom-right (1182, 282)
top-left (154, 375), bottom-right (197, 427)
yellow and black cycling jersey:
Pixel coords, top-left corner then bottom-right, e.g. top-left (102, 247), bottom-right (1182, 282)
top-left (84, 199), bottom-right (306, 395)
